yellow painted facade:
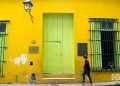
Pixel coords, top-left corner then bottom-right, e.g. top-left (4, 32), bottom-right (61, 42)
top-left (0, 0), bottom-right (119, 83)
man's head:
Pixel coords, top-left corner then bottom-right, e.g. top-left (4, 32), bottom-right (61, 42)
top-left (83, 55), bottom-right (88, 59)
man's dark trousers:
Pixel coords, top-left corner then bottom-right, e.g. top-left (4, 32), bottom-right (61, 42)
top-left (82, 71), bottom-right (92, 84)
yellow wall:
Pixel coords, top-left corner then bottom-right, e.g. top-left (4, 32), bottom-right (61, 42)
top-left (0, 0), bottom-right (119, 83)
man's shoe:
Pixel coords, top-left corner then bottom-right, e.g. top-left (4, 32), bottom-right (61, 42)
top-left (81, 83), bottom-right (85, 85)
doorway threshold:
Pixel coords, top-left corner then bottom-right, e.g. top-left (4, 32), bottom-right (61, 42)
top-left (42, 74), bottom-right (75, 78)
top-left (42, 78), bottom-right (75, 79)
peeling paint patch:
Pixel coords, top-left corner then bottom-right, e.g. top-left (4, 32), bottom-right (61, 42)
top-left (13, 54), bottom-right (28, 66)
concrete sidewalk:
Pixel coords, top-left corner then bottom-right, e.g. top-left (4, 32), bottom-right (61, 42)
top-left (0, 82), bottom-right (118, 86)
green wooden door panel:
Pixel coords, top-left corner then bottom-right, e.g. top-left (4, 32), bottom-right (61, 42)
top-left (43, 42), bottom-right (61, 73)
top-left (62, 15), bottom-right (74, 73)
top-left (43, 14), bottom-right (74, 74)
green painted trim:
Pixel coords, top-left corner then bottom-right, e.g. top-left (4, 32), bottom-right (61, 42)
top-left (90, 19), bottom-right (120, 71)
top-left (43, 14), bottom-right (74, 74)
top-left (0, 23), bottom-right (6, 76)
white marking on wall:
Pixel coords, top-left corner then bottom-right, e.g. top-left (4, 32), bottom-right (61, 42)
top-left (13, 54), bottom-right (28, 66)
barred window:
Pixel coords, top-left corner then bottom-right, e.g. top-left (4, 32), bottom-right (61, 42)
top-left (0, 20), bottom-right (9, 76)
top-left (89, 18), bottom-right (120, 71)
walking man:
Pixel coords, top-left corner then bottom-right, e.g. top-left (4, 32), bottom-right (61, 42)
top-left (82, 55), bottom-right (92, 85)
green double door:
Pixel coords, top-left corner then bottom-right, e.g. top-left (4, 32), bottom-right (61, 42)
top-left (43, 14), bottom-right (74, 74)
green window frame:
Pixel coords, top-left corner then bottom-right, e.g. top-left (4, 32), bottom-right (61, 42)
top-left (0, 20), bottom-right (9, 76)
top-left (89, 18), bottom-right (120, 71)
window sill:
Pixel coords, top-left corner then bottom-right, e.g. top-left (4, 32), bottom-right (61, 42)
top-left (92, 69), bottom-right (120, 72)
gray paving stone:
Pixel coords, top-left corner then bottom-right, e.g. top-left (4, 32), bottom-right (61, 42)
top-left (0, 82), bottom-right (116, 86)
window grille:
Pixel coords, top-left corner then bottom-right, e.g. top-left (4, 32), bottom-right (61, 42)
top-left (89, 18), bottom-right (120, 71)
top-left (0, 20), bottom-right (9, 76)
